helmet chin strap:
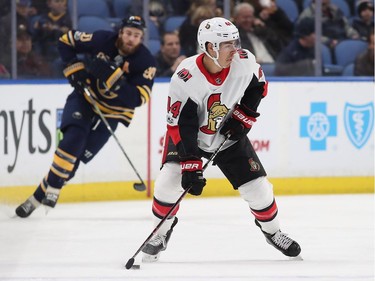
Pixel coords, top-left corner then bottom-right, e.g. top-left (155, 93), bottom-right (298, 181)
top-left (204, 49), bottom-right (225, 69)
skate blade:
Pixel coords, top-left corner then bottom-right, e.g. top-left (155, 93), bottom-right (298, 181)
top-left (43, 205), bottom-right (53, 215)
top-left (289, 255), bottom-right (303, 261)
top-left (142, 253), bottom-right (160, 263)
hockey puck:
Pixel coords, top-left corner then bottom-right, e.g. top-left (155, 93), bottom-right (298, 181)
top-left (131, 264), bottom-right (141, 270)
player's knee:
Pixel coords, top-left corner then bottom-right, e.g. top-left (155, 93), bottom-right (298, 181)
top-left (238, 176), bottom-right (274, 210)
top-left (154, 162), bottom-right (183, 203)
top-left (59, 125), bottom-right (89, 155)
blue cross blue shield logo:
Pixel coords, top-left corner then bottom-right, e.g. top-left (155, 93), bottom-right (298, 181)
top-left (344, 102), bottom-right (374, 149)
top-left (300, 102), bottom-right (337, 151)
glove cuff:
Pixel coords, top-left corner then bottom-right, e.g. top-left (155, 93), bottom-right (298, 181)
top-left (63, 61), bottom-right (85, 78)
top-left (232, 104), bottom-right (259, 129)
top-left (180, 160), bottom-right (203, 172)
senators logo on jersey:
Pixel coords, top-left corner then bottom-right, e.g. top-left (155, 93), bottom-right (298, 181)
top-left (200, 94), bottom-right (228, 134)
top-left (249, 158), bottom-right (261, 172)
top-left (237, 49), bottom-right (248, 59)
top-left (177, 68), bottom-right (192, 82)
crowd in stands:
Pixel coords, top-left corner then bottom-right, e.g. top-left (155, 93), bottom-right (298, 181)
top-left (0, 0), bottom-right (373, 79)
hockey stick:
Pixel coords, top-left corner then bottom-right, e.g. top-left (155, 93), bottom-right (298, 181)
top-left (125, 134), bottom-right (231, 269)
top-left (83, 87), bottom-right (146, 192)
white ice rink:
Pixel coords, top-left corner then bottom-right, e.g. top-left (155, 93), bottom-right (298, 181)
top-left (0, 194), bottom-right (374, 281)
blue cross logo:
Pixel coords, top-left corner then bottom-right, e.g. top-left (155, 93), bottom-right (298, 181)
top-left (300, 102), bottom-right (337, 151)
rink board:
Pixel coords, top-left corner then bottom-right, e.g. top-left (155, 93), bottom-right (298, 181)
top-left (0, 78), bottom-right (373, 202)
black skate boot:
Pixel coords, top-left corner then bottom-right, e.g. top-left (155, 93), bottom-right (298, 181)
top-left (142, 217), bottom-right (178, 262)
top-left (41, 187), bottom-right (61, 208)
top-left (15, 196), bottom-right (41, 218)
top-left (255, 219), bottom-right (301, 257)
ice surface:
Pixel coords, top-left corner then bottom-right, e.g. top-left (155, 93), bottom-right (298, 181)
top-left (0, 194), bottom-right (374, 281)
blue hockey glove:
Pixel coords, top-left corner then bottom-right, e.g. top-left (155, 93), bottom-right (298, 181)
top-left (63, 60), bottom-right (90, 93)
top-left (87, 57), bottom-right (123, 90)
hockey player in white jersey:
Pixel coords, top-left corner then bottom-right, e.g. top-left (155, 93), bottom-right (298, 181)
top-left (142, 17), bottom-right (301, 262)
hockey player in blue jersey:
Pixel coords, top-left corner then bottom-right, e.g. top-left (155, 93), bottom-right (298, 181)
top-left (15, 15), bottom-right (156, 218)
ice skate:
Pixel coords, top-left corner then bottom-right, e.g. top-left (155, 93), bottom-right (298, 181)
top-left (15, 196), bottom-right (41, 218)
top-left (41, 187), bottom-right (61, 208)
top-left (142, 217), bottom-right (178, 262)
top-left (255, 219), bottom-right (301, 258)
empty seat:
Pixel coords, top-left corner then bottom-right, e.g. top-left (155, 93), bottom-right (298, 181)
top-left (321, 43), bottom-right (332, 64)
top-left (78, 16), bottom-right (113, 33)
top-left (321, 44), bottom-right (344, 75)
top-left (106, 17), bottom-right (122, 30)
top-left (334, 39), bottom-right (368, 67)
top-left (112, 0), bottom-right (132, 18)
top-left (146, 39), bottom-right (161, 55)
top-left (148, 19), bottom-right (160, 40)
top-left (342, 63), bottom-right (355, 76)
top-left (68, 0), bottom-right (110, 18)
top-left (276, 0), bottom-right (299, 22)
top-left (261, 63), bottom-right (275, 77)
top-left (331, 0), bottom-right (351, 17)
top-left (164, 16), bottom-right (186, 32)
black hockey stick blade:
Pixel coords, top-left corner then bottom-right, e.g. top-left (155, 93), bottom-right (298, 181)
top-left (133, 182), bottom-right (146, 191)
top-left (125, 258), bottom-right (135, 269)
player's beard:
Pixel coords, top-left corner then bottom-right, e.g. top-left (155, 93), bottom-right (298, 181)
top-left (116, 39), bottom-right (138, 56)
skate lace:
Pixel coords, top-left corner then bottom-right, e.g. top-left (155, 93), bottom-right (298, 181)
top-left (271, 231), bottom-right (293, 250)
top-left (45, 193), bottom-right (58, 202)
top-left (149, 234), bottom-right (166, 247)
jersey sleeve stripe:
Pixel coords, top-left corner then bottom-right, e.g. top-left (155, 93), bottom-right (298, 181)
top-left (136, 85), bottom-right (151, 105)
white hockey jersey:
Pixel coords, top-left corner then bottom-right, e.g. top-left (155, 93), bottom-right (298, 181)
top-left (164, 49), bottom-right (268, 157)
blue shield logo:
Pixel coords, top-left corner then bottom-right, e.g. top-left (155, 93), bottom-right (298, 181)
top-left (344, 103), bottom-right (374, 149)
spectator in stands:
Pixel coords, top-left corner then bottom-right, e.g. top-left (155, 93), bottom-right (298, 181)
top-left (244, 0), bottom-right (289, 16)
top-left (275, 18), bottom-right (316, 76)
top-left (298, 0), bottom-right (359, 49)
top-left (30, 0), bottom-right (49, 15)
top-left (0, 63), bottom-right (10, 78)
top-left (191, 0), bottom-right (223, 17)
top-left (155, 31), bottom-right (186, 77)
top-left (0, 0), bottom-right (10, 17)
top-left (256, 0), bottom-right (294, 50)
top-left (129, 0), bottom-right (167, 33)
top-left (354, 28), bottom-right (374, 76)
top-left (352, 0), bottom-right (374, 41)
top-left (0, 0), bottom-right (34, 72)
top-left (179, 5), bottom-right (215, 56)
top-left (169, 0), bottom-right (190, 15)
top-left (15, 0), bottom-right (35, 24)
top-left (16, 29), bottom-right (53, 78)
top-left (232, 2), bottom-right (283, 63)
top-left (149, 1), bottom-right (167, 31)
top-left (32, 0), bottom-right (72, 62)
top-left (293, 0), bottom-right (305, 13)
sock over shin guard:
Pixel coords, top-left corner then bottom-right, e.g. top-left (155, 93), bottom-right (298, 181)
top-left (152, 196), bottom-right (179, 235)
top-left (238, 176), bottom-right (280, 234)
top-left (33, 148), bottom-right (77, 202)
